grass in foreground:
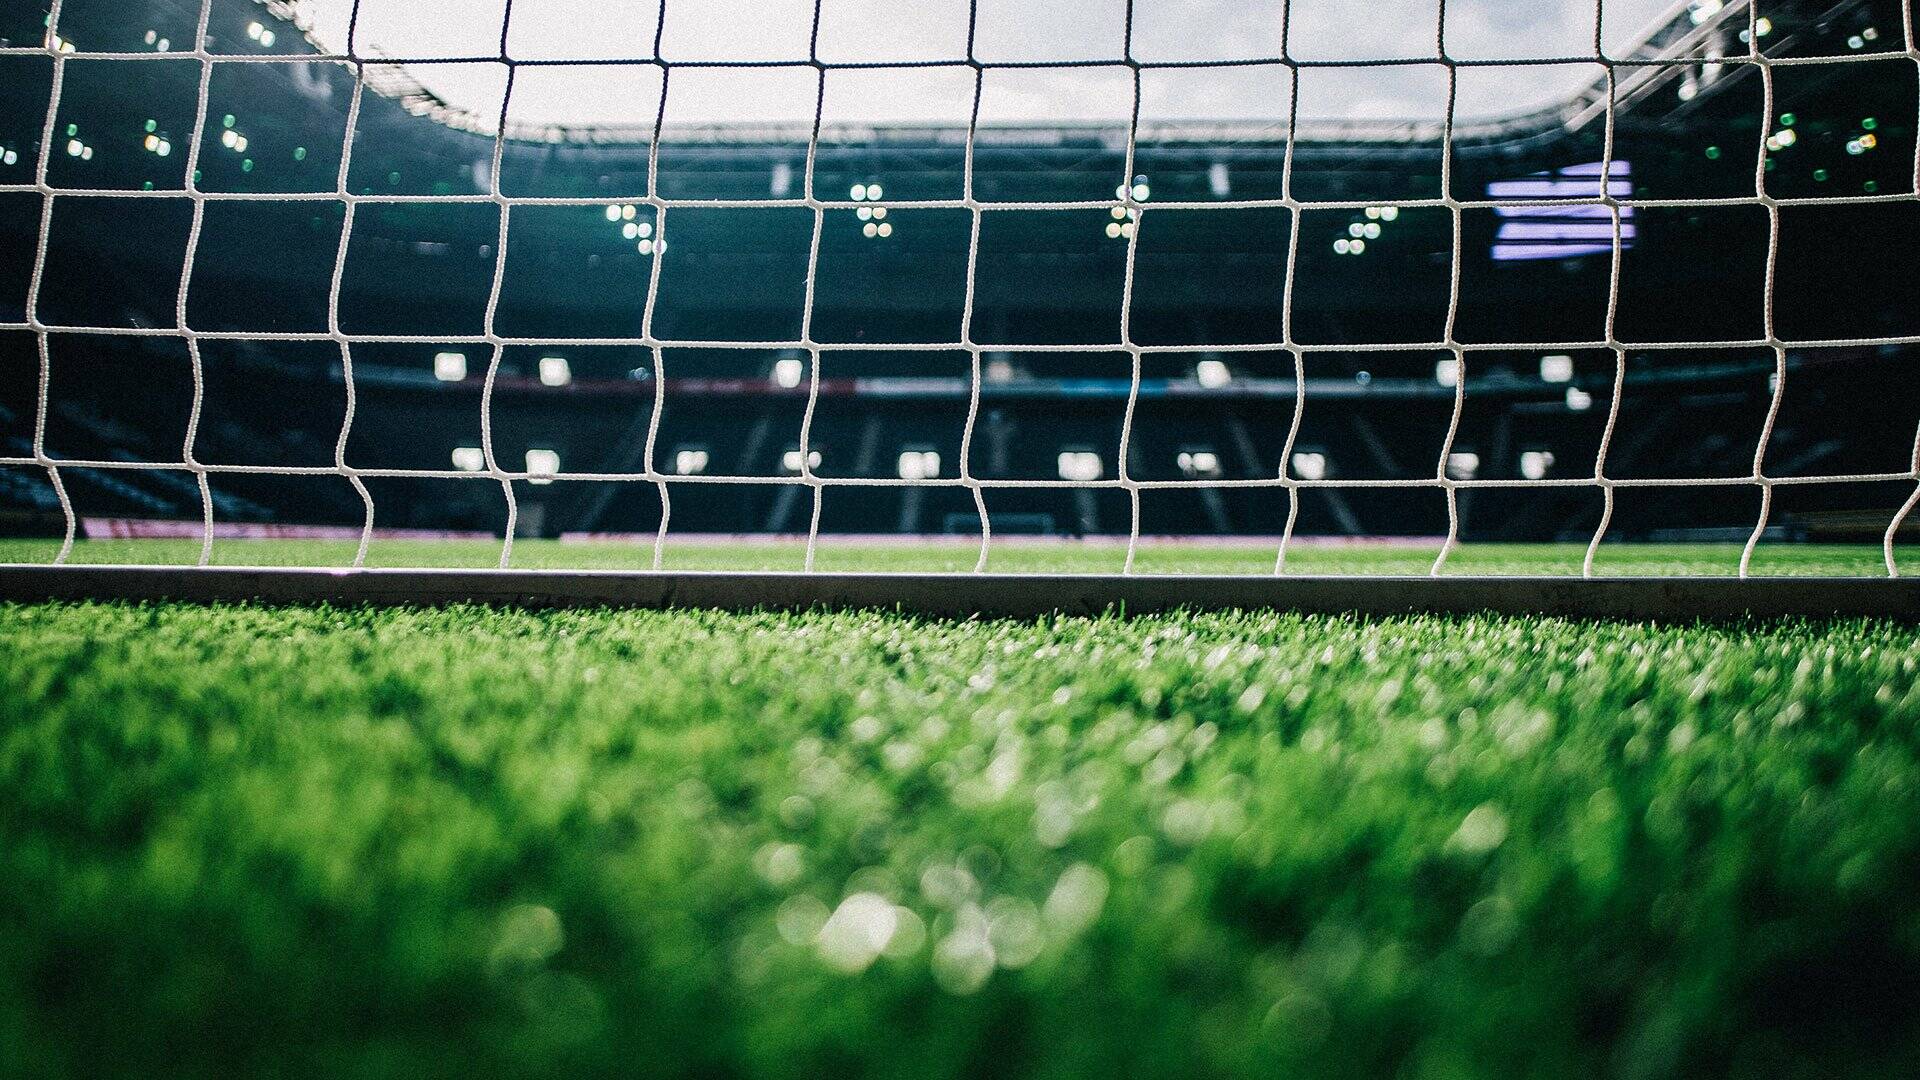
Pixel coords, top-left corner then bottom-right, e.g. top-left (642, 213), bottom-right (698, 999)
top-left (3, 602), bottom-right (1919, 1078)
top-left (1, 537), bottom-right (1915, 576)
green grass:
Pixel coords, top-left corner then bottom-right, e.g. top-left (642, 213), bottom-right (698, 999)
top-left (3, 598), bottom-right (1919, 1078)
top-left (2, 537), bottom-right (1915, 576)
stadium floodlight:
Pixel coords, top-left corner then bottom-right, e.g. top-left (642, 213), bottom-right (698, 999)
top-left (1177, 450), bottom-right (1222, 479)
top-left (1194, 360), bottom-right (1231, 389)
top-left (1057, 452), bottom-right (1102, 482)
top-left (524, 450), bottom-right (560, 485)
top-left (4, 0), bottom-right (1918, 621)
top-left (897, 450), bottom-right (941, 481)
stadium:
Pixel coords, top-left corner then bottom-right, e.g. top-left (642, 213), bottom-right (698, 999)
top-left (2, 0), bottom-right (1920, 1076)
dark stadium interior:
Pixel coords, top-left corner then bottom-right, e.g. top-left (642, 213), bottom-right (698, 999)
top-left (2, 0), bottom-right (1916, 541)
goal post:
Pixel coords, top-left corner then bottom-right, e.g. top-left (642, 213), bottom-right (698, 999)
top-left (2, 0), bottom-right (1918, 617)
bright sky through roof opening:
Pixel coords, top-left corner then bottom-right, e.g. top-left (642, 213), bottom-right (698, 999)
top-left (289, 0), bottom-right (1677, 128)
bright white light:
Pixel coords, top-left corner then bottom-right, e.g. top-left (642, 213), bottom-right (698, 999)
top-left (1119, 222), bottom-right (1135, 238)
top-left (863, 222), bottom-right (878, 238)
top-left (1291, 451), bottom-right (1328, 481)
top-left (1446, 451), bottom-right (1481, 480)
top-left (857, 207), bottom-right (872, 221)
top-left (621, 222), bottom-right (639, 239)
top-left (1349, 239), bottom-right (1365, 254)
top-left (1348, 223), bottom-right (1365, 238)
top-left (1106, 222), bottom-right (1123, 239)
top-left (1177, 450), bottom-right (1221, 477)
top-left (221, 129), bottom-right (238, 148)
top-left (1566, 386), bottom-right (1593, 411)
top-left (770, 161), bottom-right (792, 197)
top-left (1688, 0), bottom-right (1723, 26)
top-left (1208, 162), bottom-right (1229, 197)
top-left (850, 183), bottom-right (867, 201)
top-left (1540, 354), bottom-right (1575, 383)
top-left (1753, 17), bottom-right (1772, 36)
top-left (872, 207), bottom-right (886, 221)
top-left (866, 183), bottom-right (883, 201)
top-left (1847, 34), bottom-right (1864, 49)
top-left (233, 135), bottom-right (248, 153)
top-left (622, 204), bottom-right (637, 220)
top-left (1773, 128), bottom-right (1796, 148)
top-left (145, 134), bottom-right (159, 151)
top-left (605, 204), bottom-right (622, 221)
top-left (146, 30), bottom-right (157, 44)
top-left (525, 449), bottom-right (560, 484)
top-left (155, 141), bottom-right (170, 156)
top-left (897, 450), bottom-right (941, 480)
top-left (637, 239), bottom-right (655, 255)
top-left (673, 448), bottom-right (709, 475)
top-left (636, 221), bottom-right (653, 238)
top-left (1519, 450), bottom-right (1556, 480)
top-left (247, 21), bottom-right (264, 40)
top-left (80, 147), bottom-right (92, 160)
top-left (451, 446), bottom-right (486, 472)
top-left (782, 448), bottom-right (821, 473)
top-left (259, 29), bottom-right (276, 47)
top-left (1435, 358), bottom-right (1461, 388)
top-left (985, 357), bottom-right (1017, 383)
top-left (1131, 182), bottom-right (1150, 201)
top-left (1333, 238), bottom-right (1351, 254)
top-left (1363, 222), bottom-right (1381, 240)
top-left (1194, 359), bottom-right (1231, 388)
top-left (877, 222), bottom-right (892, 237)
top-left (1057, 451), bottom-right (1102, 482)
top-left (1110, 206), bottom-right (1127, 220)
top-left (772, 356), bottom-right (804, 388)
top-left (1365, 206), bottom-right (1381, 220)
top-left (1380, 206), bottom-right (1399, 222)
top-left (433, 351), bottom-right (467, 381)
top-left (66, 139), bottom-right (83, 157)
top-left (1, 150), bottom-right (16, 165)
top-left (538, 356), bottom-right (571, 387)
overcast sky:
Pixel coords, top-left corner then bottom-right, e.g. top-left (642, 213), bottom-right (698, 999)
top-left (289, 0), bottom-right (1680, 127)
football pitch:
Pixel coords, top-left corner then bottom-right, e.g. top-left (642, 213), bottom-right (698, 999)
top-left (3, 541), bottom-right (1919, 1077)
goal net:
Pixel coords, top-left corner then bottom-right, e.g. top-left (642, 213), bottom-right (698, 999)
top-left (1, 0), bottom-right (1917, 591)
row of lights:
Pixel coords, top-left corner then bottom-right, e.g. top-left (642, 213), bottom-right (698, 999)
top-left (435, 351), bottom-right (574, 387)
top-left (451, 446), bottom-right (560, 484)
top-left (448, 444), bottom-right (1568, 484)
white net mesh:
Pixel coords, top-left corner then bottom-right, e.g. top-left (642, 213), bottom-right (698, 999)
top-left (4, 0), bottom-right (1919, 577)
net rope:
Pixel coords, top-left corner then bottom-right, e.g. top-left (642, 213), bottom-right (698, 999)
top-left (4, 0), bottom-right (1919, 577)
